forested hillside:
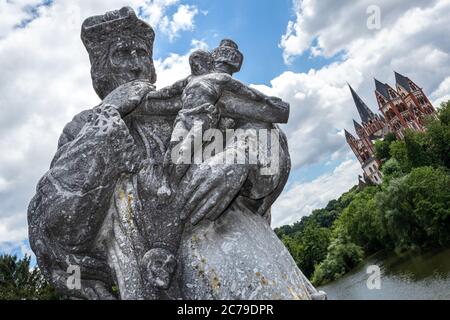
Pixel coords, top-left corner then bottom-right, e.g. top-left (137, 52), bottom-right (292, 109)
top-left (276, 101), bottom-right (450, 286)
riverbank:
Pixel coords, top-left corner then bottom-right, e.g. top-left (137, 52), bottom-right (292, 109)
top-left (319, 248), bottom-right (450, 300)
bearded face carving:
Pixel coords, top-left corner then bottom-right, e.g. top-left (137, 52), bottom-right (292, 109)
top-left (81, 6), bottom-right (157, 99)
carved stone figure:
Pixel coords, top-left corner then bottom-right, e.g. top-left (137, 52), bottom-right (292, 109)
top-left (28, 6), bottom-right (326, 300)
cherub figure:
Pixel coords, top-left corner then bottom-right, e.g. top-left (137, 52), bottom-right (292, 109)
top-left (145, 42), bottom-right (286, 199)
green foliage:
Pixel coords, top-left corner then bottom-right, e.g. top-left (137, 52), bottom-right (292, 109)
top-left (386, 102), bottom-right (450, 171)
top-left (381, 158), bottom-right (404, 180)
top-left (424, 101), bottom-right (450, 168)
top-left (335, 187), bottom-right (386, 253)
top-left (388, 131), bottom-right (434, 173)
top-left (375, 132), bottom-right (397, 161)
top-left (0, 254), bottom-right (59, 300)
top-left (274, 187), bottom-right (359, 238)
top-left (404, 133), bottom-right (431, 168)
top-left (438, 100), bottom-right (450, 125)
top-left (275, 188), bottom-right (361, 278)
top-left (311, 237), bottom-right (364, 286)
top-left (282, 222), bottom-right (331, 278)
top-left (376, 166), bottom-right (450, 250)
top-left (389, 140), bottom-right (410, 172)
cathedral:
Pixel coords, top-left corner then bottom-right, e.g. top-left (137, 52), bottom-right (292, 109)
top-left (345, 72), bottom-right (437, 185)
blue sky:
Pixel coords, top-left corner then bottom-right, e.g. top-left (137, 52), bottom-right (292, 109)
top-left (1, 0), bottom-right (450, 260)
top-left (152, 0), bottom-right (295, 84)
top-left (151, 0), bottom-right (341, 85)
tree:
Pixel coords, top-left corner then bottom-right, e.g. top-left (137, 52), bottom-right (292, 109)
top-left (425, 101), bottom-right (450, 169)
top-left (281, 221), bottom-right (331, 278)
top-left (381, 158), bottom-right (404, 180)
top-left (335, 187), bottom-right (387, 253)
top-left (311, 236), bottom-right (364, 286)
top-left (404, 132), bottom-right (431, 168)
top-left (275, 187), bottom-right (360, 239)
top-left (438, 100), bottom-right (450, 125)
top-left (389, 140), bottom-right (410, 172)
top-left (375, 132), bottom-right (397, 162)
top-left (0, 255), bottom-right (59, 300)
top-left (376, 166), bottom-right (450, 251)
top-left (295, 222), bottom-right (331, 278)
top-left (387, 102), bottom-right (450, 171)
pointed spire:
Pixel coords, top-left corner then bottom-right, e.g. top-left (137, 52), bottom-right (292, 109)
top-left (374, 78), bottom-right (389, 99)
top-left (345, 129), bottom-right (355, 141)
top-left (395, 71), bottom-right (412, 92)
top-left (348, 84), bottom-right (375, 123)
top-left (353, 119), bottom-right (363, 132)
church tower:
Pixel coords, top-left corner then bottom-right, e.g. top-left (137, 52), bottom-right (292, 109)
top-left (375, 75), bottom-right (435, 139)
top-left (349, 84), bottom-right (387, 140)
top-left (345, 72), bottom-right (437, 186)
top-left (375, 78), bottom-right (410, 139)
top-left (394, 72), bottom-right (437, 124)
top-left (345, 85), bottom-right (384, 185)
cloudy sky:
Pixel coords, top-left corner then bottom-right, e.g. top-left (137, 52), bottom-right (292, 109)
top-left (1, 0), bottom-right (449, 258)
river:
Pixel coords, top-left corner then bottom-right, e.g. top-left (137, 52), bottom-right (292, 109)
top-left (319, 248), bottom-right (450, 300)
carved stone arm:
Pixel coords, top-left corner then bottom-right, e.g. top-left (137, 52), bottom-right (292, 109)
top-left (217, 91), bottom-right (290, 124)
top-left (28, 103), bottom-right (142, 299)
top-left (145, 78), bottom-right (189, 100)
top-left (220, 77), bottom-right (290, 124)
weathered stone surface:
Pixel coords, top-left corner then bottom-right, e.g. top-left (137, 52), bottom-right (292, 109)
top-left (180, 200), bottom-right (318, 300)
top-left (27, 6), bottom-right (326, 300)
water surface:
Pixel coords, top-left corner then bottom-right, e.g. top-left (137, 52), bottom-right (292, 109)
top-left (320, 248), bottom-right (450, 300)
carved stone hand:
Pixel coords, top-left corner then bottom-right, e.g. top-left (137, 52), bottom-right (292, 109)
top-left (180, 163), bottom-right (249, 225)
top-left (103, 79), bottom-right (155, 117)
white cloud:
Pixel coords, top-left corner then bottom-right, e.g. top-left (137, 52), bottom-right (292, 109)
top-left (0, 215), bottom-right (28, 244)
top-left (0, 177), bottom-right (11, 193)
top-left (0, 0), bottom-right (46, 38)
top-left (272, 159), bottom-right (361, 228)
top-left (280, 0), bottom-right (441, 63)
top-left (160, 4), bottom-right (198, 41)
top-left (140, 1), bottom-right (199, 41)
top-left (431, 76), bottom-right (450, 107)
top-left (139, 0), bottom-right (178, 27)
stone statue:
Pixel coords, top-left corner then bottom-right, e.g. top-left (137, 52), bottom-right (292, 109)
top-left (28, 6), bottom-right (326, 300)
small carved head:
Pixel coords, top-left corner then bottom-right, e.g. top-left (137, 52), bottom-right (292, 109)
top-left (189, 50), bottom-right (214, 76)
top-left (141, 248), bottom-right (177, 290)
top-left (212, 39), bottom-right (244, 75)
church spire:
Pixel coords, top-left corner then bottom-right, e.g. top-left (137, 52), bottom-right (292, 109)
top-left (353, 119), bottom-right (363, 133)
top-left (344, 129), bottom-right (355, 141)
top-left (394, 71), bottom-right (412, 92)
top-left (374, 78), bottom-right (389, 99)
top-left (348, 84), bottom-right (375, 123)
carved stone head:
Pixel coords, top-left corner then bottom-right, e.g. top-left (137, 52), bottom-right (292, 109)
top-left (142, 248), bottom-right (177, 290)
top-left (212, 39), bottom-right (244, 75)
top-left (81, 7), bottom-right (157, 99)
top-left (189, 50), bottom-right (214, 76)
